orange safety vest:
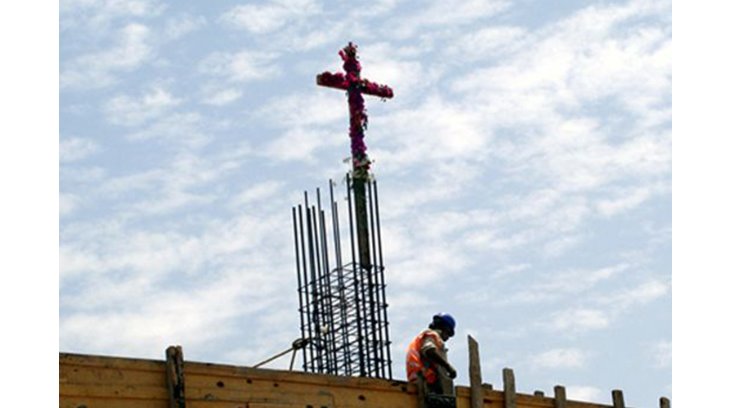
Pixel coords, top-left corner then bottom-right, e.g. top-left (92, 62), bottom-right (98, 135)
top-left (406, 329), bottom-right (444, 384)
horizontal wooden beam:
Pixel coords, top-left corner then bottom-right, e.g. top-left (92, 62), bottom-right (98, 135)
top-left (60, 352), bottom-right (632, 408)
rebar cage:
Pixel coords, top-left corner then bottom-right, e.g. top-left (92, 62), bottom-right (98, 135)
top-left (292, 175), bottom-right (392, 379)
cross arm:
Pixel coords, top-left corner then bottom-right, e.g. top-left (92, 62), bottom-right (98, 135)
top-left (317, 72), bottom-right (394, 99)
top-left (316, 72), bottom-right (348, 91)
top-left (360, 79), bottom-right (394, 99)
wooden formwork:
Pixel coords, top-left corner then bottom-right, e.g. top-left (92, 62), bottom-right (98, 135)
top-left (60, 343), bottom-right (664, 408)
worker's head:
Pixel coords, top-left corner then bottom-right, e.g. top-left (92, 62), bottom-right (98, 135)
top-left (430, 313), bottom-right (456, 341)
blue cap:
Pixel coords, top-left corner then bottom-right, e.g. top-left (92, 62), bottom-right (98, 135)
top-left (433, 313), bottom-right (456, 335)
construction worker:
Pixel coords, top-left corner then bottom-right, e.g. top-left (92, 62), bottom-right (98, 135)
top-left (406, 313), bottom-right (458, 395)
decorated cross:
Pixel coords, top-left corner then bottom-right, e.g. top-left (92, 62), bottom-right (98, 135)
top-left (316, 42), bottom-right (394, 179)
top-left (317, 42), bottom-right (393, 271)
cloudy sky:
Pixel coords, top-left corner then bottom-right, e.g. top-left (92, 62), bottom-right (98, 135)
top-left (56, 0), bottom-right (677, 406)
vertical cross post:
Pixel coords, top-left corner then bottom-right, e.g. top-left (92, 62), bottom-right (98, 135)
top-left (317, 42), bottom-right (394, 272)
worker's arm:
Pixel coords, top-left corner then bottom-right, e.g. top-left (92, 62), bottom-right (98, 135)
top-left (423, 347), bottom-right (457, 379)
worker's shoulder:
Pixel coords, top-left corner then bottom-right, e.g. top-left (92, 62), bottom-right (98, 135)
top-left (421, 328), bottom-right (444, 343)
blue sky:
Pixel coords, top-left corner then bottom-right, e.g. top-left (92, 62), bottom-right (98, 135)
top-left (55, 0), bottom-right (676, 406)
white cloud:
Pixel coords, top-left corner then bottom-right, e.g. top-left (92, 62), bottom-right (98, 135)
top-left (492, 263), bottom-right (531, 279)
top-left (375, 96), bottom-right (488, 169)
top-left (502, 264), bottom-right (628, 306)
top-left (550, 308), bottom-right (611, 332)
top-left (60, 204), bottom-right (293, 290)
top-left (532, 348), bottom-right (589, 369)
top-left (220, 0), bottom-right (322, 34)
top-left (199, 51), bottom-right (281, 83)
top-left (446, 26), bottom-right (528, 60)
top-left (349, 0), bottom-right (399, 17)
top-left (104, 86), bottom-right (182, 126)
top-left (443, 0), bottom-right (671, 199)
top-left (389, 0), bottom-right (511, 39)
top-left (229, 51), bottom-right (280, 82)
top-left (355, 43), bottom-right (442, 102)
top-left (606, 279), bottom-right (671, 311)
top-left (61, 228), bottom-right (201, 280)
top-left (230, 181), bottom-right (285, 208)
top-left (60, 269), bottom-right (288, 359)
top-left (257, 92), bottom-right (347, 128)
top-left (75, 147), bottom-right (251, 226)
top-left (202, 88), bottom-right (242, 106)
top-left (387, 290), bottom-right (436, 313)
top-left (61, 0), bottom-right (165, 31)
top-left (61, 0), bottom-right (163, 17)
top-left (125, 112), bottom-right (208, 147)
top-left (61, 23), bottom-right (153, 88)
top-left (651, 340), bottom-right (671, 368)
top-left (60, 193), bottom-right (81, 217)
top-left (387, 244), bottom-right (470, 288)
top-left (502, 189), bottom-right (589, 231)
top-left (262, 128), bottom-right (339, 162)
top-left (164, 13), bottom-right (206, 40)
top-left (61, 166), bottom-right (107, 184)
top-left (542, 234), bottom-right (584, 258)
top-left (133, 189), bottom-right (215, 215)
top-left (596, 184), bottom-right (664, 216)
top-left (60, 137), bottom-right (100, 162)
top-left (612, 132), bottom-right (672, 176)
top-left (537, 278), bottom-right (670, 335)
top-left (371, 210), bottom-right (480, 291)
top-left (59, 240), bottom-right (105, 280)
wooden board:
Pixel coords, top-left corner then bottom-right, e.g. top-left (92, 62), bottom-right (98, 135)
top-left (60, 352), bottom-right (619, 408)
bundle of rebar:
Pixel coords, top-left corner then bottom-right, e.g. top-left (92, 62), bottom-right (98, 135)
top-left (292, 175), bottom-right (392, 379)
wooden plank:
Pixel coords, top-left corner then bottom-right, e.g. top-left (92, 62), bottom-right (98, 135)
top-left (61, 397), bottom-right (167, 408)
top-left (61, 352), bottom-right (166, 371)
top-left (60, 383), bottom-right (169, 399)
top-left (185, 387), bottom-right (336, 406)
top-left (184, 360), bottom-right (406, 393)
top-left (60, 364), bottom-right (166, 387)
top-left (611, 390), bottom-right (625, 408)
top-left (468, 335), bottom-right (483, 408)
top-left (456, 385), bottom-right (613, 408)
top-left (183, 383), bottom-right (411, 407)
top-left (183, 371), bottom-right (417, 408)
top-left (503, 368), bottom-right (516, 408)
top-left (60, 352), bottom-right (622, 408)
top-left (660, 397), bottom-right (671, 408)
top-left (554, 385), bottom-right (567, 408)
top-left (185, 365), bottom-right (415, 408)
top-left (61, 382), bottom-right (411, 408)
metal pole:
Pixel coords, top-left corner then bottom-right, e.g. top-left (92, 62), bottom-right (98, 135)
top-left (366, 179), bottom-right (382, 377)
top-left (347, 173), bottom-right (366, 376)
top-left (292, 207), bottom-right (308, 371)
top-left (330, 180), bottom-right (351, 375)
top-left (297, 204), bottom-right (313, 372)
top-left (373, 179), bottom-right (392, 378)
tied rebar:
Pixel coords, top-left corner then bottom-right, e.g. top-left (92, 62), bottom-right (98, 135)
top-left (292, 176), bottom-right (392, 379)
